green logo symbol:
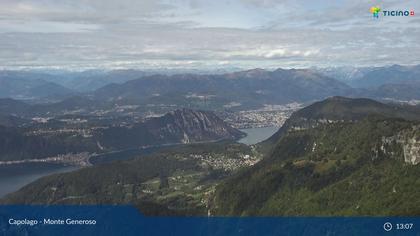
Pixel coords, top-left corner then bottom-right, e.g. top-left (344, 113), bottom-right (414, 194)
top-left (370, 6), bottom-right (381, 18)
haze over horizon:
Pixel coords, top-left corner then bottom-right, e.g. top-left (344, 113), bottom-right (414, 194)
top-left (1, 0), bottom-right (419, 70)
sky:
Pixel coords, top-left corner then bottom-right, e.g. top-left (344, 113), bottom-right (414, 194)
top-left (0, 0), bottom-right (419, 70)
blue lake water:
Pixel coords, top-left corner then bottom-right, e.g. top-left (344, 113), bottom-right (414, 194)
top-left (238, 126), bottom-right (279, 145)
top-left (0, 163), bottom-right (79, 198)
top-left (0, 127), bottom-right (278, 198)
top-left (0, 146), bottom-right (169, 198)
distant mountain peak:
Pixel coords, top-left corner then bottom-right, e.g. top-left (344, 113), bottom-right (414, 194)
top-left (325, 96), bottom-right (354, 102)
top-left (162, 108), bottom-right (245, 142)
top-left (97, 108), bottom-right (245, 149)
top-left (262, 96), bottom-right (420, 146)
top-left (225, 68), bottom-right (269, 79)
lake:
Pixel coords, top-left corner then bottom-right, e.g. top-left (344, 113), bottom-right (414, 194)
top-left (90, 146), bottom-right (168, 165)
top-left (238, 126), bottom-right (279, 145)
top-left (0, 129), bottom-right (277, 199)
top-left (0, 163), bottom-right (79, 198)
top-left (0, 146), bottom-right (169, 198)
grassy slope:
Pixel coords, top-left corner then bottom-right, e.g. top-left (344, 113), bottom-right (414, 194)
top-left (212, 117), bottom-right (420, 216)
top-left (1, 142), bottom-right (252, 216)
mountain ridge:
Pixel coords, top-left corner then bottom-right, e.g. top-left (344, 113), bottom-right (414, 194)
top-left (3, 97), bottom-right (420, 217)
top-left (93, 68), bottom-right (352, 110)
top-left (97, 108), bottom-right (245, 150)
top-left (0, 108), bottom-right (243, 161)
top-left (212, 97), bottom-right (420, 216)
top-left (262, 96), bottom-right (420, 147)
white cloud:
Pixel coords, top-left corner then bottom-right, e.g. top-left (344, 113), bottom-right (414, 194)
top-left (0, 0), bottom-right (419, 69)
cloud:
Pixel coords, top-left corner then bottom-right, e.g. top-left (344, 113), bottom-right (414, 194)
top-left (0, 0), bottom-right (419, 69)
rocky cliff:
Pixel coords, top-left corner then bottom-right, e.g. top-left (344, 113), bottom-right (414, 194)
top-left (378, 125), bottom-right (420, 165)
top-left (97, 109), bottom-right (245, 149)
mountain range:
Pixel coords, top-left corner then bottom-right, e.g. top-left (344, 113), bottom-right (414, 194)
top-left (96, 108), bottom-right (245, 150)
top-left (261, 96), bottom-right (420, 148)
top-left (0, 109), bottom-right (243, 161)
top-left (316, 65), bottom-right (420, 86)
top-left (2, 65), bottom-right (420, 113)
top-left (349, 65), bottom-right (420, 88)
top-left (93, 68), bottom-right (353, 110)
top-left (0, 68), bottom-right (355, 116)
top-left (3, 97), bottom-right (420, 216)
top-left (212, 97), bottom-right (420, 216)
top-left (0, 71), bottom-right (74, 101)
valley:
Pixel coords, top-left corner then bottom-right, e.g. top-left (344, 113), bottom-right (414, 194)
top-left (2, 2), bottom-right (420, 234)
top-left (1, 66), bottom-right (420, 217)
top-left (0, 106), bottom-right (254, 198)
top-left (1, 96), bottom-right (419, 217)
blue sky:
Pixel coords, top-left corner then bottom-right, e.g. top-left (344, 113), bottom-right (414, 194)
top-left (0, 0), bottom-right (419, 70)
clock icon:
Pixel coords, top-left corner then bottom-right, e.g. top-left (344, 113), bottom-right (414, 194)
top-left (384, 222), bottom-right (393, 231)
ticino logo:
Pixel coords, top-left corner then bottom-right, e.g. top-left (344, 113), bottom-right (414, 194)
top-left (370, 6), bottom-right (415, 18)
